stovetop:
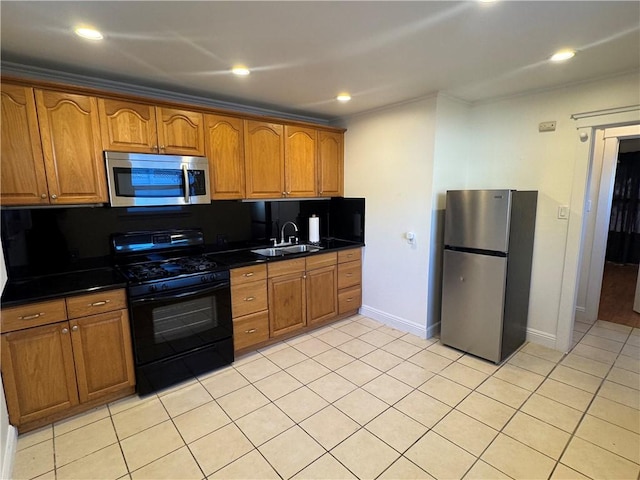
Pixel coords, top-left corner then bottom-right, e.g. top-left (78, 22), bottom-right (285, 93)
top-left (119, 254), bottom-right (226, 283)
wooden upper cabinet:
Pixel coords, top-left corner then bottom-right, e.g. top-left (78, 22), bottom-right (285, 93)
top-left (285, 126), bottom-right (317, 197)
top-left (205, 114), bottom-right (245, 199)
top-left (98, 99), bottom-right (158, 153)
top-left (157, 107), bottom-right (205, 156)
top-left (318, 131), bottom-right (344, 197)
top-left (1, 84), bottom-right (49, 205)
top-left (244, 120), bottom-right (285, 199)
top-left (35, 90), bottom-right (107, 204)
top-left (98, 99), bottom-right (205, 155)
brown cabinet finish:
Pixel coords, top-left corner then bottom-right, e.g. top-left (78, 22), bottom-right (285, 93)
top-left (233, 311), bottom-right (269, 351)
top-left (205, 114), bottom-right (246, 199)
top-left (0, 84), bottom-right (48, 205)
top-left (306, 264), bottom-right (338, 325)
top-left (231, 264), bottom-right (267, 285)
top-left (69, 310), bottom-right (135, 403)
top-left (244, 121), bottom-right (285, 199)
top-left (285, 126), bottom-right (317, 197)
top-left (35, 89), bottom-right (107, 204)
top-left (338, 259), bottom-right (362, 290)
top-left (157, 107), bottom-right (205, 155)
top-left (268, 270), bottom-right (307, 337)
top-left (1, 322), bottom-right (80, 426)
top-left (318, 130), bottom-right (344, 197)
top-left (0, 288), bottom-right (135, 430)
top-left (339, 286), bottom-right (362, 315)
top-left (231, 280), bottom-right (268, 318)
top-left (337, 248), bottom-right (363, 315)
top-left (98, 99), bottom-right (158, 153)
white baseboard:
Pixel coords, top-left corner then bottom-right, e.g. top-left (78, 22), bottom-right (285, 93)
top-left (359, 305), bottom-right (427, 338)
top-left (427, 321), bottom-right (440, 339)
top-left (1, 424), bottom-right (18, 480)
top-left (526, 327), bottom-right (557, 349)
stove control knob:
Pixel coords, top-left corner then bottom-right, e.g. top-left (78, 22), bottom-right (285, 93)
top-left (161, 284), bottom-right (168, 291)
top-left (149, 285), bottom-right (157, 293)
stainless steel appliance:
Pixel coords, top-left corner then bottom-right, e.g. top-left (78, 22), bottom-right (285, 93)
top-left (441, 189), bottom-right (537, 363)
top-left (112, 229), bottom-right (233, 394)
top-left (104, 151), bottom-right (210, 207)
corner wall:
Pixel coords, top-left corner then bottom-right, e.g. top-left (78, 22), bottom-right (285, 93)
top-left (343, 97), bottom-right (438, 336)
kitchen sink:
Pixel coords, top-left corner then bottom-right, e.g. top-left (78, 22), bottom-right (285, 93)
top-left (251, 244), bottom-right (323, 257)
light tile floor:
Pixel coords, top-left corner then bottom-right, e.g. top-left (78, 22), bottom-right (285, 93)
top-left (12, 315), bottom-right (640, 480)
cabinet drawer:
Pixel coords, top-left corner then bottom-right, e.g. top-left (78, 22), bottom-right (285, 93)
top-left (1, 299), bottom-right (68, 332)
top-left (66, 289), bottom-right (127, 319)
top-left (306, 252), bottom-right (337, 270)
top-left (232, 281), bottom-right (268, 318)
top-left (338, 260), bottom-right (362, 289)
top-left (338, 248), bottom-right (361, 264)
top-left (231, 264), bottom-right (267, 286)
top-left (233, 311), bottom-right (269, 351)
top-left (268, 258), bottom-right (305, 277)
top-left (338, 286), bottom-right (362, 314)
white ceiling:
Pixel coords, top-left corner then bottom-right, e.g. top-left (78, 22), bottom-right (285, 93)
top-left (1, 1), bottom-right (639, 122)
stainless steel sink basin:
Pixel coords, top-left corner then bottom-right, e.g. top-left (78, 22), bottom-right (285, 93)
top-left (251, 244), bottom-right (323, 257)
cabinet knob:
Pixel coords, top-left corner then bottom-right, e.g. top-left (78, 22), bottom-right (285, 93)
top-left (61, 328), bottom-right (69, 334)
top-left (41, 193), bottom-right (47, 199)
top-left (159, 145), bottom-right (165, 151)
top-left (71, 325), bottom-right (79, 332)
top-left (50, 194), bottom-right (57, 200)
top-left (282, 192), bottom-right (286, 197)
top-left (152, 145), bottom-right (159, 151)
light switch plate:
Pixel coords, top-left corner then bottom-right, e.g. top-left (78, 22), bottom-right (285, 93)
top-left (539, 121), bottom-right (557, 132)
top-left (558, 205), bottom-right (569, 219)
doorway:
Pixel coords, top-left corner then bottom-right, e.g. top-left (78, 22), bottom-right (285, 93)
top-left (598, 139), bottom-right (640, 328)
top-left (579, 126), bottom-right (640, 330)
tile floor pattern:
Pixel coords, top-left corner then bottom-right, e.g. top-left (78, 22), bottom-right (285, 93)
top-left (12, 315), bottom-right (640, 480)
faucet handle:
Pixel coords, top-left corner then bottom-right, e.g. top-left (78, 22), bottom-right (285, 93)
top-left (289, 235), bottom-right (299, 244)
top-left (270, 238), bottom-right (277, 246)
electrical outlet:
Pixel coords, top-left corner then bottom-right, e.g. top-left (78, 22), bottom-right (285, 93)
top-left (539, 121), bottom-right (556, 132)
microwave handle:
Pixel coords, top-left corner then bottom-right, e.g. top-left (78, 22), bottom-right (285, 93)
top-left (182, 164), bottom-right (190, 204)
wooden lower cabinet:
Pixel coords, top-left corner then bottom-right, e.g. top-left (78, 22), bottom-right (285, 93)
top-left (0, 289), bottom-right (135, 430)
top-left (268, 270), bottom-right (307, 337)
top-left (1, 322), bottom-right (80, 426)
top-left (233, 311), bottom-right (269, 351)
top-left (306, 254), bottom-right (338, 325)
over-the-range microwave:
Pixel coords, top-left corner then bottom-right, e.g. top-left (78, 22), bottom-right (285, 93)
top-left (104, 151), bottom-right (210, 207)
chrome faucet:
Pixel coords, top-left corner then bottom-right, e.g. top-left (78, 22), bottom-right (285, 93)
top-left (278, 221), bottom-right (299, 246)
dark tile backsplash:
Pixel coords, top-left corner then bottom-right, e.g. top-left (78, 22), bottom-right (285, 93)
top-left (1, 198), bottom-right (364, 278)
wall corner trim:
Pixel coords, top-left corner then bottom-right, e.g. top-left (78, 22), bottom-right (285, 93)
top-left (1, 424), bottom-right (18, 480)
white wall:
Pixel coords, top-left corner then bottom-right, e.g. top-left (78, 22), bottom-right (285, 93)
top-left (342, 71), bottom-right (640, 349)
top-left (344, 97), bottom-right (438, 336)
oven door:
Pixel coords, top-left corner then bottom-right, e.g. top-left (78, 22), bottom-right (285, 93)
top-left (105, 152), bottom-right (210, 207)
top-left (129, 282), bottom-right (232, 367)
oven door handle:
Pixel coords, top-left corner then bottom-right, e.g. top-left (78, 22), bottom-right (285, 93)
top-left (130, 282), bottom-right (229, 305)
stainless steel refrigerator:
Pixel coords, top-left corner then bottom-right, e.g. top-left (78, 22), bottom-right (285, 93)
top-left (441, 189), bottom-right (537, 363)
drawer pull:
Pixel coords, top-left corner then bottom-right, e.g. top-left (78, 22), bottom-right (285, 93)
top-left (244, 296), bottom-right (255, 302)
top-left (346, 298), bottom-right (354, 302)
top-left (245, 328), bottom-right (257, 334)
top-left (243, 272), bottom-right (254, 277)
top-left (346, 273), bottom-right (353, 277)
top-left (19, 312), bottom-right (45, 321)
top-left (90, 300), bottom-right (110, 307)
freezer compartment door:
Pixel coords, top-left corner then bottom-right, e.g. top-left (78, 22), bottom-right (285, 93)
top-left (444, 190), bottom-right (512, 252)
top-left (441, 249), bottom-right (507, 363)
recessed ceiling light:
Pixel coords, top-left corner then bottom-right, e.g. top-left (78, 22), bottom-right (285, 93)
top-left (550, 49), bottom-right (576, 62)
top-left (336, 93), bottom-right (351, 102)
top-left (232, 66), bottom-right (251, 76)
top-left (74, 26), bottom-right (103, 41)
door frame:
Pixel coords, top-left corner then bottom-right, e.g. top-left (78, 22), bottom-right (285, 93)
top-left (584, 125), bottom-right (640, 322)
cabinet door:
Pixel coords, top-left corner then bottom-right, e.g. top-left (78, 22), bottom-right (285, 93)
top-left (35, 90), bottom-right (107, 204)
top-left (285, 126), bottom-right (317, 197)
top-left (157, 107), bottom-right (205, 155)
top-left (69, 310), bottom-right (135, 403)
top-left (306, 265), bottom-right (338, 325)
top-left (205, 114), bottom-right (245, 199)
top-left (318, 131), bottom-right (343, 197)
top-left (1, 322), bottom-right (79, 427)
top-left (98, 99), bottom-right (158, 153)
top-left (268, 271), bottom-right (306, 337)
top-left (244, 121), bottom-right (284, 198)
top-left (1, 84), bottom-right (49, 205)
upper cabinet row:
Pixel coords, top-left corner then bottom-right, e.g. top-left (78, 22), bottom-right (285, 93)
top-left (0, 83), bottom-right (344, 206)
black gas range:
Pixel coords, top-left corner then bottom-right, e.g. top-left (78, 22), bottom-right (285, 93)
top-left (113, 229), bottom-right (234, 395)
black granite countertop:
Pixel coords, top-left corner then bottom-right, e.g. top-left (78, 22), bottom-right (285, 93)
top-left (1, 238), bottom-right (364, 307)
